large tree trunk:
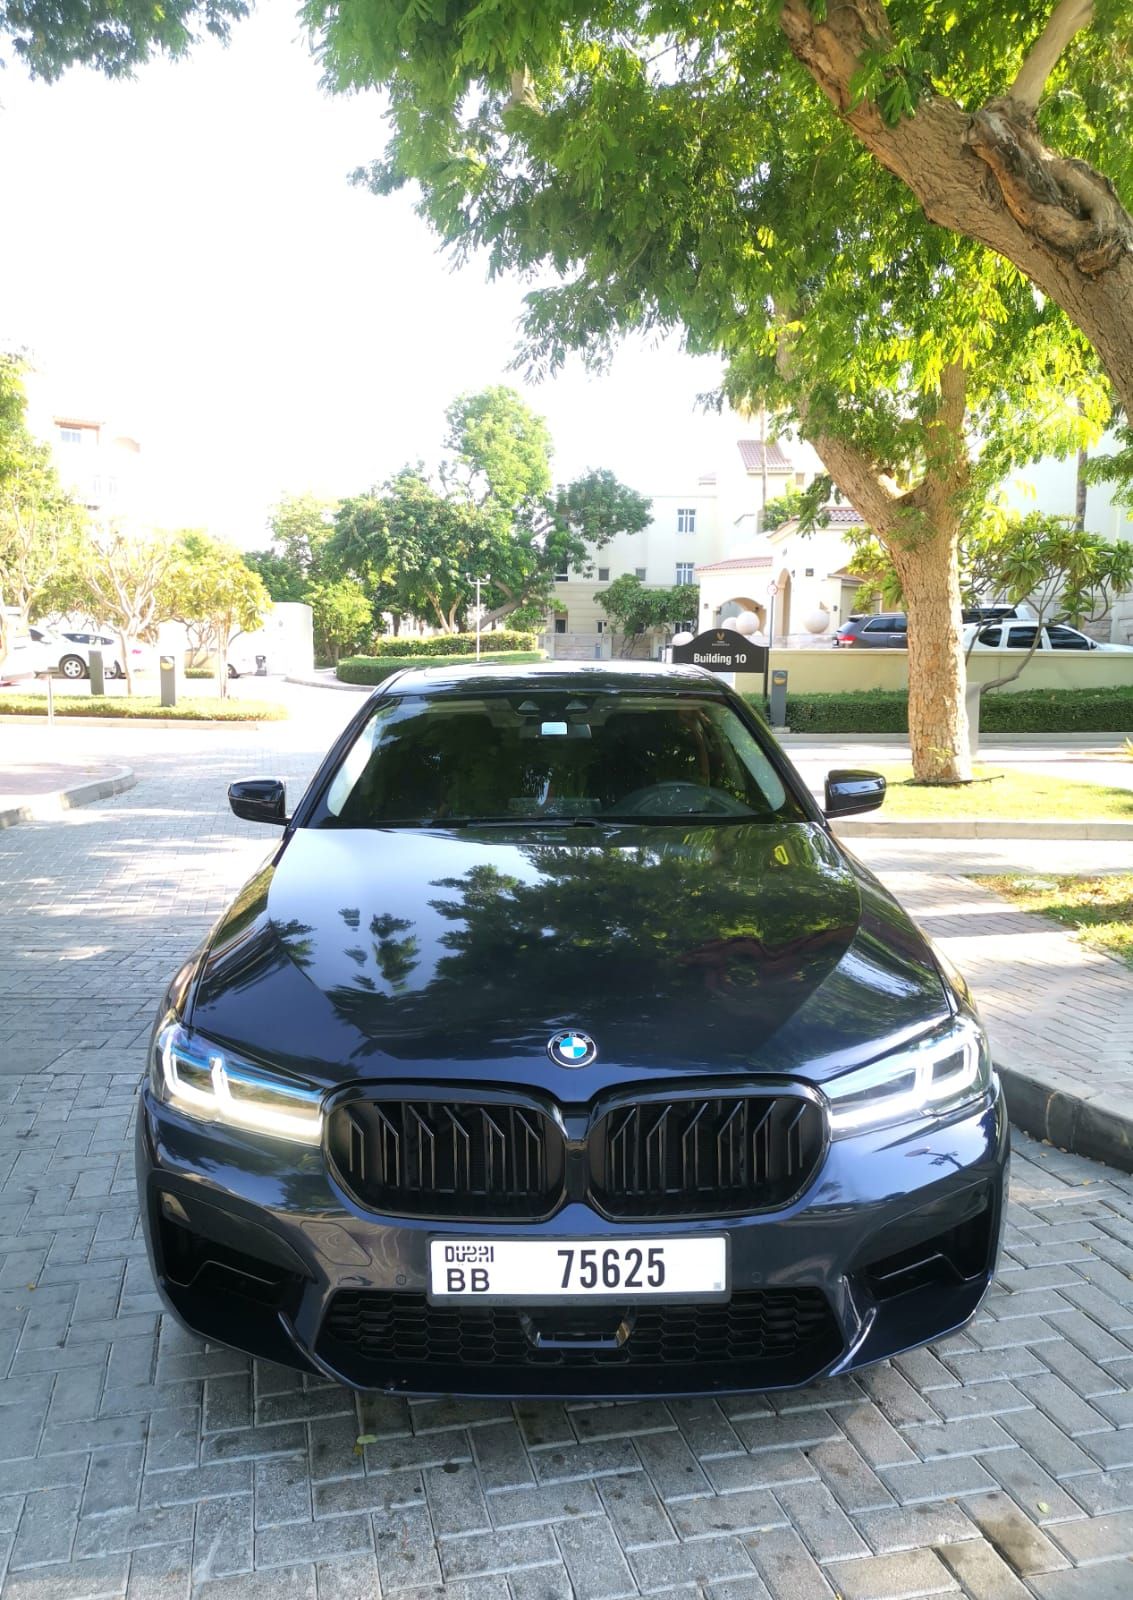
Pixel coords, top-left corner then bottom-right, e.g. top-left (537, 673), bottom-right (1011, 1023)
top-left (889, 525), bottom-right (971, 784)
top-left (802, 361), bottom-right (971, 782)
top-left (778, 0), bottom-right (1133, 419)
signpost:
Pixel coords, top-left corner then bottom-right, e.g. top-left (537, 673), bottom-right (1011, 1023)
top-left (671, 629), bottom-right (768, 675)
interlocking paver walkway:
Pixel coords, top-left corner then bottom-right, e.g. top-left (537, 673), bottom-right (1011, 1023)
top-left (0, 700), bottom-right (1131, 1599)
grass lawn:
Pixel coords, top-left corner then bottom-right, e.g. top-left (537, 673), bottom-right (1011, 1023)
top-left (876, 765), bottom-right (1133, 820)
top-left (975, 874), bottom-right (1133, 970)
top-left (0, 694), bottom-right (286, 721)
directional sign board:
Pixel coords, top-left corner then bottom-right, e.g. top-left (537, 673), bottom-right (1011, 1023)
top-left (671, 628), bottom-right (768, 674)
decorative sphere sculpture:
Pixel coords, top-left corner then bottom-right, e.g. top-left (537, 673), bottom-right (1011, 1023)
top-left (803, 607), bottom-right (831, 635)
top-left (721, 616), bottom-right (741, 630)
top-left (671, 631), bottom-right (694, 646)
top-left (732, 610), bottom-right (760, 636)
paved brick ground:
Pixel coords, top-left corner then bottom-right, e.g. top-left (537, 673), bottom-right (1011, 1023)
top-left (1, 703), bottom-right (1132, 1598)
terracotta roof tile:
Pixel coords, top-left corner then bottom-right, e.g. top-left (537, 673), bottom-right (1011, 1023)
top-left (694, 555), bottom-right (774, 573)
top-left (737, 440), bottom-right (793, 473)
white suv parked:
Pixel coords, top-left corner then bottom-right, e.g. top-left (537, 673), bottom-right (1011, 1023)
top-left (964, 621), bottom-right (1133, 654)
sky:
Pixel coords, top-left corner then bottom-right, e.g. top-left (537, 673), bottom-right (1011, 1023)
top-left (0, 5), bottom-right (732, 545)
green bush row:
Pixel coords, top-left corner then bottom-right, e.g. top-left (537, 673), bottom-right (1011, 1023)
top-left (0, 694), bottom-right (286, 721)
top-left (364, 630), bottom-right (537, 658)
top-left (749, 687), bottom-right (1133, 734)
top-left (336, 650), bottom-right (544, 685)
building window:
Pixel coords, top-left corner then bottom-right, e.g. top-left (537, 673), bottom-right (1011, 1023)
top-left (554, 565), bottom-right (569, 582)
top-left (597, 567), bottom-right (610, 582)
top-left (634, 567), bottom-right (647, 580)
top-left (677, 507), bottom-right (697, 533)
top-left (805, 567), bottom-right (814, 577)
top-left (675, 562), bottom-right (695, 585)
top-left (794, 473), bottom-right (806, 487)
top-left (59, 427), bottom-right (83, 445)
top-left (554, 616), bottom-right (567, 635)
top-left (596, 620), bottom-right (605, 633)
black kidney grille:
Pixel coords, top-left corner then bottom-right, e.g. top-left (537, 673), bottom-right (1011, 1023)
top-left (594, 1095), bottom-right (824, 1216)
top-left (319, 1289), bottom-right (840, 1376)
top-left (328, 1100), bottom-right (562, 1219)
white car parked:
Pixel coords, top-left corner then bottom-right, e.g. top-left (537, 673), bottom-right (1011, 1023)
top-left (963, 620), bottom-right (1133, 654)
top-left (28, 627), bottom-right (133, 680)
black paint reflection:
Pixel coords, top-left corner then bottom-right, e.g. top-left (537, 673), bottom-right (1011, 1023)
top-left (193, 822), bottom-right (950, 1081)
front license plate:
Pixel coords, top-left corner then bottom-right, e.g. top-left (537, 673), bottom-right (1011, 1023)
top-left (428, 1237), bottom-right (728, 1303)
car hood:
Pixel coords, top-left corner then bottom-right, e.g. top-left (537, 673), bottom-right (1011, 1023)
top-left (188, 822), bottom-right (950, 1092)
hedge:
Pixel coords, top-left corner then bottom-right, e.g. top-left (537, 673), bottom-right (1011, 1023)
top-left (747, 687), bottom-right (1133, 734)
top-left (337, 650), bottom-right (544, 686)
top-left (0, 694), bottom-right (286, 721)
top-left (364, 630), bottom-right (536, 658)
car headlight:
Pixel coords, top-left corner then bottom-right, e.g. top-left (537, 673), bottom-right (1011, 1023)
top-left (150, 1021), bottom-right (324, 1146)
top-left (824, 1014), bottom-right (992, 1137)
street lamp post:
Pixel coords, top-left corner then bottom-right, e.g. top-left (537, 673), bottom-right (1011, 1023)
top-left (467, 574), bottom-right (491, 659)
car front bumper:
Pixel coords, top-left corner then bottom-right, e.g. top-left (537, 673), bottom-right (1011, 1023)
top-left (136, 1081), bottom-right (1009, 1398)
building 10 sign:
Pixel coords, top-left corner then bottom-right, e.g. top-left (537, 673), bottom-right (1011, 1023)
top-left (671, 629), bottom-right (768, 674)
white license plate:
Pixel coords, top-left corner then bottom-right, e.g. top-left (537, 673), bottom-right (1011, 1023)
top-left (428, 1237), bottom-right (728, 1303)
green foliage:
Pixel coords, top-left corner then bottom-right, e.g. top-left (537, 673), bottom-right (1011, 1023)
top-left (3, 0), bottom-right (248, 81)
top-left (597, 576), bottom-right (697, 639)
top-left (71, 530), bottom-right (176, 691)
top-left (329, 389), bottom-right (650, 631)
top-left (309, 0), bottom-right (1113, 783)
top-left (332, 468), bottom-right (493, 634)
top-left (246, 492), bottom-right (373, 661)
top-left (163, 531), bottom-right (271, 695)
top-left (965, 511), bottom-right (1133, 628)
top-left (363, 630), bottom-right (537, 658)
top-left (760, 486), bottom-right (805, 534)
top-left (444, 387), bottom-right (552, 512)
top-left (768, 688), bottom-right (1133, 735)
top-left (305, 576), bottom-right (374, 660)
top-left (0, 363), bottom-right (88, 649)
top-left (336, 651), bottom-right (543, 685)
top-left (0, 693), bottom-right (285, 720)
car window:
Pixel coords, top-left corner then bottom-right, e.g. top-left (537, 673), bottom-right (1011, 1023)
top-left (317, 693), bottom-right (805, 828)
top-left (863, 617), bottom-right (893, 632)
top-left (1006, 626), bottom-right (1038, 648)
top-left (1048, 625), bottom-right (1090, 650)
top-left (890, 616), bottom-right (907, 633)
top-left (977, 626), bottom-right (1001, 646)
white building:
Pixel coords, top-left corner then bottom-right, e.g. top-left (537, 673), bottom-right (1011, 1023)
top-left (543, 416), bottom-right (1133, 653)
top-left (542, 436), bottom-right (821, 656)
top-left (49, 415), bottom-right (145, 527)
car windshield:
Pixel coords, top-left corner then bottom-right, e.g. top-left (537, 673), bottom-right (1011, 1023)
top-left (316, 691), bottom-right (806, 827)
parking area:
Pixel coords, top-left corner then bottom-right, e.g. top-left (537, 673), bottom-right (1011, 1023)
top-left (2, 700), bottom-right (1133, 1599)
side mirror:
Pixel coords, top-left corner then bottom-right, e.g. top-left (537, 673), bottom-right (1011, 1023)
top-left (229, 778), bottom-right (288, 826)
top-left (824, 769), bottom-right (886, 818)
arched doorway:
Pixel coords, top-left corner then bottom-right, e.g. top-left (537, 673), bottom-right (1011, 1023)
top-left (717, 596), bottom-right (767, 632)
top-left (775, 571), bottom-right (792, 641)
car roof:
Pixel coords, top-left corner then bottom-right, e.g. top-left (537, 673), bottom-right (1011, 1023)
top-left (377, 659), bottom-right (726, 697)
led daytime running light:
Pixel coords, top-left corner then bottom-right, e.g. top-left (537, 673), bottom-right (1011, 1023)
top-left (826, 1018), bottom-right (987, 1136)
top-left (158, 1024), bottom-right (323, 1145)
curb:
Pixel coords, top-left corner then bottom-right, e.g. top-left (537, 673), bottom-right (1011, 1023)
top-left (833, 818), bottom-right (1133, 839)
top-left (0, 766), bottom-right (136, 829)
top-left (0, 715), bottom-right (279, 729)
top-left (998, 1062), bottom-right (1133, 1176)
top-left (781, 732), bottom-right (1132, 746)
top-left (285, 674), bottom-right (369, 692)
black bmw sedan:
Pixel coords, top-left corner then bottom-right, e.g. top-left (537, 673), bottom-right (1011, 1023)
top-left (136, 661), bottom-right (1008, 1397)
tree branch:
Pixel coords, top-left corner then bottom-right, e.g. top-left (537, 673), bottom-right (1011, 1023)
top-left (1011, 0), bottom-right (1094, 109)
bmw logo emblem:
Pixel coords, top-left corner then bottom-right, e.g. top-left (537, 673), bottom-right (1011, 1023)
top-left (548, 1031), bottom-right (597, 1068)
